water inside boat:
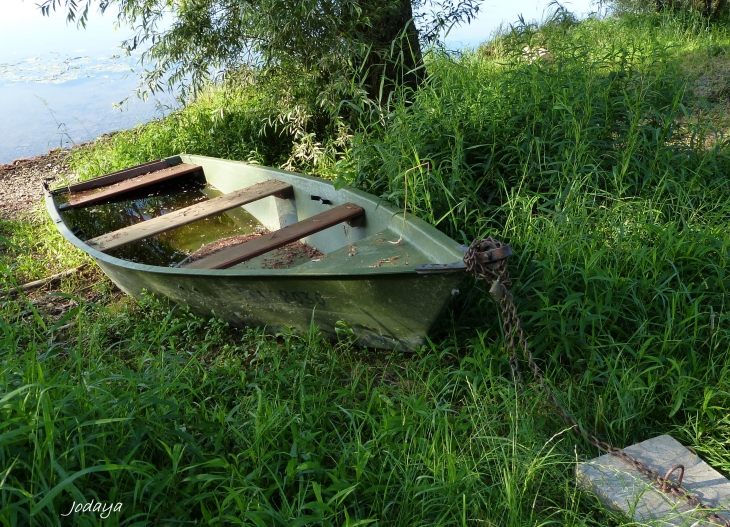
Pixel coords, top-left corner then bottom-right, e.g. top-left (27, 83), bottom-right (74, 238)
top-left (53, 161), bottom-right (436, 272)
top-left (56, 180), bottom-right (264, 267)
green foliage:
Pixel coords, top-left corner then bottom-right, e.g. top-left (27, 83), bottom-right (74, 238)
top-left (609, 0), bottom-right (729, 19)
top-left (40, 0), bottom-right (481, 172)
top-left (39, 0), bottom-right (479, 101)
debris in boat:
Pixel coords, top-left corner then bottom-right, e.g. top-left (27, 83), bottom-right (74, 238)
top-left (182, 234), bottom-right (264, 264)
top-left (178, 231), bottom-right (324, 269)
top-left (261, 242), bottom-right (324, 269)
top-left (348, 244), bottom-right (357, 257)
top-left (372, 256), bottom-right (399, 268)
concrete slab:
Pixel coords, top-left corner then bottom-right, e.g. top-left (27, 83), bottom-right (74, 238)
top-left (577, 435), bottom-right (730, 526)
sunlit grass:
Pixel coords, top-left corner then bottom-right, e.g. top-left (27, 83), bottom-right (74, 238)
top-left (0, 209), bottom-right (90, 286)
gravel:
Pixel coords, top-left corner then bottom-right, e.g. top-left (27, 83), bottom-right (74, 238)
top-left (0, 148), bottom-right (80, 220)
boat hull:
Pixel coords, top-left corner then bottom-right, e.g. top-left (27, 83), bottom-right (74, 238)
top-left (94, 257), bottom-right (461, 349)
top-left (47, 154), bottom-right (466, 350)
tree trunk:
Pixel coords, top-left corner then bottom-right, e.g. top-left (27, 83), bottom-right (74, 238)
top-left (358, 0), bottom-right (425, 103)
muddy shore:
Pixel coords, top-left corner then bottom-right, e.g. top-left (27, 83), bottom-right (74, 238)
top-left (0, 148), bottom-right (81, 220)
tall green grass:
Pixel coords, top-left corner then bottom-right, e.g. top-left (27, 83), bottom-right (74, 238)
top-left (1, 293), bottom-right (606, 525)
top-left (3, 7), bottom-right (730, 526)
top-left (0, 215), bottom-right (88, 286)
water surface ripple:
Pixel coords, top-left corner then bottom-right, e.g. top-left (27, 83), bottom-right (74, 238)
top-left (0, 4), bottom-right (174, 164)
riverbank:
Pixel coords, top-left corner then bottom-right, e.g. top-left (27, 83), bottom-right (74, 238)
top-left (0, 147), bottom-right (85, 219)
top-left (0, 129), bottom-right (128, 219)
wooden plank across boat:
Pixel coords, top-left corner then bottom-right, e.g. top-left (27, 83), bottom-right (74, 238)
top-left (85, 180), bottom-right (293, 252)
top-left (46, 154), bottom-right (466, 350)
top-left (59, 163), bottom-right (204, 210)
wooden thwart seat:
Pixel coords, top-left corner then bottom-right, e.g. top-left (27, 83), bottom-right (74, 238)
top-left (60, 163), bottom-right (203, 211)
top-left (182, 203), bottom-right (365, 270)
top-left (67, 159), bottom-right (172, 193)
top-left (85, 180), bottom-right (293, 252)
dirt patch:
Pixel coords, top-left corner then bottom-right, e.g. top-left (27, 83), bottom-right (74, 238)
top-left (0, 149), bottom-right (79, 220)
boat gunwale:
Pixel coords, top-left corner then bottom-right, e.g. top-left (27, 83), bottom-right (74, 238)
top-left (46, 154), bottom-right (466, 278)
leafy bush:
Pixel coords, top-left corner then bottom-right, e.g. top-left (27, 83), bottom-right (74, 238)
top-left (609, 0), bottom-right (728, 18)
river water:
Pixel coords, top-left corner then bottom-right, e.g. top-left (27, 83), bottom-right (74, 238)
top-left (0, 2), bottom-right (176, 164)
top-left (0, 0), bottom-right (596, 165)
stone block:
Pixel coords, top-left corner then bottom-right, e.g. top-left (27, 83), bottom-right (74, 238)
top-left (577, 435), bottom-right (730, 526)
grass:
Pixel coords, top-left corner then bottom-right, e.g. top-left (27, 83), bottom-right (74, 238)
top-left (0, 215), bottom-right (88, 285)
top-left (3, 6), bottom-right (730, 526)
top-left (0, 292), bottom-right (597, 526)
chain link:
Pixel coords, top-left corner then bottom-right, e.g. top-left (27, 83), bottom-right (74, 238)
top-left (464, 238), bottom-right (730, 526)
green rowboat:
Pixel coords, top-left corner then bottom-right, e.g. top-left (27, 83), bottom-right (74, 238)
top-left (46, 154), bottom-right (466, 350)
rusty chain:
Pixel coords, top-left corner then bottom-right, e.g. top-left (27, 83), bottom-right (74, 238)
top-left (464, 237), bottom-right (730, 526)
